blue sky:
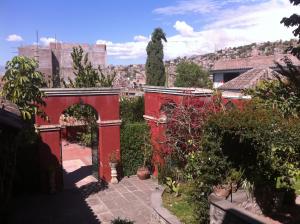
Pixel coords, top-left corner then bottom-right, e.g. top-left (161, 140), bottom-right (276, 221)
top-left (0, 0), bottom-right (298, 66)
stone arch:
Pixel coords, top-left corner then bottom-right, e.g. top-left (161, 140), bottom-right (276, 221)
top-left (36, 88), bottom-right (121, 191)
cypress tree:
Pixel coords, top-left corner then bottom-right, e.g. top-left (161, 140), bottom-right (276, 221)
top-left (145, 28), bottom-right (167, 86)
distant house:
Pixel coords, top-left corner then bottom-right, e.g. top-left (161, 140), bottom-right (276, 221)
top-left (217, 68), bottom-right (281, 92)
top-left (212, 54), bottom-right (300, 88)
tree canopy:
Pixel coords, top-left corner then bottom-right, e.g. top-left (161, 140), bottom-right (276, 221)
top-left (65, 46), bottom-right (115, 88)
top-left (281, 0), bottom-right (300, 59)
top-left (174, 61), bottom-right (212, 88)
top-left (145, 28), bottom-right (167, 86)
top-left (1, 56), bottom-right (46, 120)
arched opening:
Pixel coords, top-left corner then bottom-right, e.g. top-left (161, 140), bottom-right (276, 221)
top-left (59, 103), bottom-right (99, 189)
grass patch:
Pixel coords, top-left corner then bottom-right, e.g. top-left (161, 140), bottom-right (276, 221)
top-left (162, 183), bottom-right (196, 224)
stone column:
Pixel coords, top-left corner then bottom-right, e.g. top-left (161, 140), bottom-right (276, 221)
top-left (36, 124), bottom-right (62, 192)
top-left (98, 120), bottom-right (121, 182)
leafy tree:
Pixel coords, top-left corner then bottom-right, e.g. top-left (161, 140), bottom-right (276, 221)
top-left (1, 56), bottom-right (46, 120)
top-left (67, 46), bottom-right (100, 88)
top-left (174, 61), bottom-right (212, 88)
top-left (145, 28), bottom-right (167, 86)
top-left (65, 46), bottom-right (115, 88)
top-left (281, 0), bottom-right (300, 59)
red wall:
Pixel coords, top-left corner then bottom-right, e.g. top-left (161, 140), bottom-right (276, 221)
top-left (144, 92), bottom-right (211, 176)
top-left (144, 91), bottom-right (246, 176)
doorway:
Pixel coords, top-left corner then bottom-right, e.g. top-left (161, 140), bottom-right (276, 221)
top-left (59, 103), bottom-right (99, 189)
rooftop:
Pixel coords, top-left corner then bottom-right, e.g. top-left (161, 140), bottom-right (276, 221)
top-left (212, 54), bottom-right (300, 71)
top-left (218, 68), bottom-right (280, 91)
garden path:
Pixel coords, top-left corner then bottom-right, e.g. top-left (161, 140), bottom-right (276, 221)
top-left (12, 141), bottom-right (160, 224)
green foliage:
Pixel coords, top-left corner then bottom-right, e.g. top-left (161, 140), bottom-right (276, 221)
top-left (120, 122), bottom-right (151, 176)
top-left (246, 80), bottom-right (300, 118)
top-left (246, 58), bottom-right (300, 118)
top-left (1, 56), bottom-right (46, 120)
top-left (65, 46), bottom-right (115, 88)
top-left (185, 141), bottom-right (229, 224)
top-left (111, 217), bottom-right (134, 224)
top-left (120, 96), bottom-right (144, 124)
top-left (165, 177), bottom-right (180, 196)
top-left (204, 104), bottom-right (300, 187)
top-left (174, 61), bottom-right (212, 88)
top-left (281, 0), bottom-right (300, 59)
top-left (146, 28), bottom-right (167, 86)
top-left (69, 46), bottom-right (99, 87)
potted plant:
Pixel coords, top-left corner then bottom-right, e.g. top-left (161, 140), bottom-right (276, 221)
top-left (137, 133), bottom-right (152, 180)
top-left (213, 168), bottom-right (243, 198)
top-left (109, 151), bottom-right (119, 184)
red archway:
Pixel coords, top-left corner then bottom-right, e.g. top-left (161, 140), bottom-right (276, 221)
top-left (35, 88), bottom-right (121, 191)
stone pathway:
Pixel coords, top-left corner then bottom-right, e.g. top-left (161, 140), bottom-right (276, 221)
top-left (85, 176), bottom-right (159, 223)
top-left (13, 176), bottom-right (159, 224)
top-left (62, 140), bottom-right (98, 189)
top-left (12, 141), bottom-right (160, 223)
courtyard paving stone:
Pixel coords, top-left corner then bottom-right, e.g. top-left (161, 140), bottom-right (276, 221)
top-left (12, 176), bottom-right (160, 224)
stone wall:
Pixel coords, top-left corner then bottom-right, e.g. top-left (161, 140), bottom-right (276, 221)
top-left (209, 194), bottom-right (269, 224)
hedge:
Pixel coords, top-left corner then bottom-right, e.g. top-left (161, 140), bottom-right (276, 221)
top-left (120, 122), bottom-right (150, 176)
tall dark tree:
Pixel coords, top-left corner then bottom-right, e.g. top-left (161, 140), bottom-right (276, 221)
top-left (145, 28), bottom-right (167, 86)
top-left (281, 0), bottom-right (300, 59)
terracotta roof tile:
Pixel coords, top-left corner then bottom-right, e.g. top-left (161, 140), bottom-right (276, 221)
top-left (218, 68), bottom-right (280, 90)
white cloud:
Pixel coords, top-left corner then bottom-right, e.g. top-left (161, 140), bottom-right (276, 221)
top-left (173, 21), bottom-right (194, 36)
top-left (6, 34), bottom-right (23, 42)
top-left (96, 37), bottom-right (148, 59)
top-left (134, 35), bottom-right (149, 42)
top-left (39, 37), bottom-right (60, 46)
top-left (98, 0), bottom-right (298, 62)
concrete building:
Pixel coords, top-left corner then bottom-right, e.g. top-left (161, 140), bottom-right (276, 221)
top-left (19, 43), bottom-right (107, 86)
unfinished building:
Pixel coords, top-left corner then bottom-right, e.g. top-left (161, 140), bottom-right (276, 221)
top-left (18, 43), bottom-right (107, 87)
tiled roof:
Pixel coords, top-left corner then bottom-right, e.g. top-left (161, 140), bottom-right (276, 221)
top-left (212, 54), bottom-right (300, 71)
top-left (218, 68), bottom-right (280, 91)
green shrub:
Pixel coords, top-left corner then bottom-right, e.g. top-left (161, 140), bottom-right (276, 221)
top-left (120, 122), bottom-right (150, 176)
top-left (204, 105), bottom-right (300, 187)
top-left (120, 96), bottom-right (144, 124)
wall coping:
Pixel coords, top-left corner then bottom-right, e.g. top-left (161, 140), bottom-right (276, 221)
top-left (209, 194), bottom-right (269, 224)
top-left (143, 115), bottom-right (167, 124)
top-left (97, 119), bottom-right (122, 127)
top-left (151, 186), bottom-right (181, 224)
top-left (40, 88), bottom-right (121, 96)
top-left (35, 124), bottom-right (61, 132)
top-left (143, 86), bottom-right (213, 96)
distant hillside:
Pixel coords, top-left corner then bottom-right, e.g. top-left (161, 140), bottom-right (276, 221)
top-left (108, 39), bottom-right (298, 87)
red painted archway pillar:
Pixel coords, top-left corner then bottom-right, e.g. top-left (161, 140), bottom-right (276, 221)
top-left (36, 88), bottom-right (121, 192)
